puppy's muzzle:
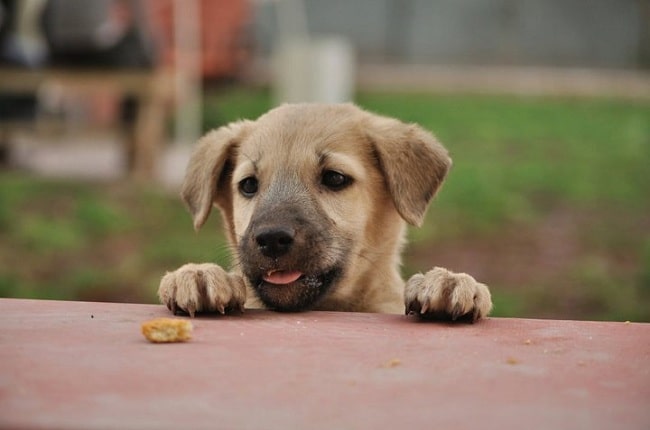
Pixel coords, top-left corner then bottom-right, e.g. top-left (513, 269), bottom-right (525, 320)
top-left (240, 211), bottom-right (345, 311)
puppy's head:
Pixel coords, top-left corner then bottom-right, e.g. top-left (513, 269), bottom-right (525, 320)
top-left (181, 104), bottom-right (451, 311)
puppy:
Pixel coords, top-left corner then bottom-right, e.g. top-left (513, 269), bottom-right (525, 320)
top-left (158, 103), bottom-right (492, 321)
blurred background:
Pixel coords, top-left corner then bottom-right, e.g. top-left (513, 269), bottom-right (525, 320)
top-left (0, 0), bottom-right (648, 321)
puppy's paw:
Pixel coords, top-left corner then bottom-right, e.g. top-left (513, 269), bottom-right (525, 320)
top-left (405, 267), bottom-right (492, 323)
top-left (158, 263), bottom-right (246, 317)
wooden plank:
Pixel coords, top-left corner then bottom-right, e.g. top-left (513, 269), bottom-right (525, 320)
top-left (0, 68), bottom-right (167, 95)
top-left (0, 298), bottom-right (648, 429)
top-left (0, 68), bottom-right (172, 180)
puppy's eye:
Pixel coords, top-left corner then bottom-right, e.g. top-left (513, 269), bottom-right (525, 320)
top-left (321, 170), bottom-right (352, 191)
top-left (238, 176), bottom-right (259, 197)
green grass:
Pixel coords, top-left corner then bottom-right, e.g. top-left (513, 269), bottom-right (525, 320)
top-left (359, 93), bottom-right (650, 236)
top-left (2, 86), bottom-right (649, 321)
top-left (0, 175), bottom-right (231, 303)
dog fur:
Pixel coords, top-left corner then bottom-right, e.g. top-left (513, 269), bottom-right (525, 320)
top-left (158, 103), bottom-right (492, 321)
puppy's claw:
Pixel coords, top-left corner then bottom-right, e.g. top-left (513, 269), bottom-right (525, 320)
top-left (450, 303), bottom-right (464, 321)
top-left (420, 301), bottom-right (430, 315)
top-left (405, 300), bottom-right (420, 315)
top-left (217, 303), bottom-right (226, 315)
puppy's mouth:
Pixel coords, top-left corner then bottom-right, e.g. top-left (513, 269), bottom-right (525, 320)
top-left (251, 267), bottom-right (342, 312)
top-left (262, 269), bottom-right (303, 285)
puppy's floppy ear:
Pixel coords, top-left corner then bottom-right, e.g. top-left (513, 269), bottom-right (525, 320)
top-left (366, 114), bottom-right (452, 226)
top-left (181, 121), bottom-right (251, 231)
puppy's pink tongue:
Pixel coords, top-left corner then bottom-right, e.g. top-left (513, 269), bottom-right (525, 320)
top-left (263, 270), bottom-right (302, 285)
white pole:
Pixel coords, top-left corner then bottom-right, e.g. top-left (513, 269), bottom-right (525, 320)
top-left (173, 0), bottom-right (202, 146)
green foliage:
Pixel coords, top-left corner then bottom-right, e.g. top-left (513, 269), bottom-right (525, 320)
top-left (0, 173), bottom-right (230, 303)
top-left (203, 86), bottom-right (273, 129)
top-left (357, 93), bottom-right (650, 234)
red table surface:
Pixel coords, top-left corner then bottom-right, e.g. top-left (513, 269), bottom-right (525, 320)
top-left (0, 298), bottom-right (648, 430)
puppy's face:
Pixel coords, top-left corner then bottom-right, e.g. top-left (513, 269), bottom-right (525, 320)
top-left (181, 104), bottom-right (451, 312)
top-left (230, 106), bottom-right (389, 311)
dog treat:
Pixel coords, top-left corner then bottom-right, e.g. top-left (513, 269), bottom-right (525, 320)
top-left (141, 318), bottom-right (192, 343)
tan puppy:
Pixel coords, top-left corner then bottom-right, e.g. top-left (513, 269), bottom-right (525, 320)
top-left (158, 103), bottom-right (492, 321)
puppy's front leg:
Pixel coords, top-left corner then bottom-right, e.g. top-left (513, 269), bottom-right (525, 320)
top-left (405, 267), bottom-right (492, 322)
top-left (158, 263), bottom-right (246, 317)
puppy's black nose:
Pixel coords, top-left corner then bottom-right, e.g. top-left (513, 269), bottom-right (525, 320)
top-left (255, 227), bottom-right (295, 258)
